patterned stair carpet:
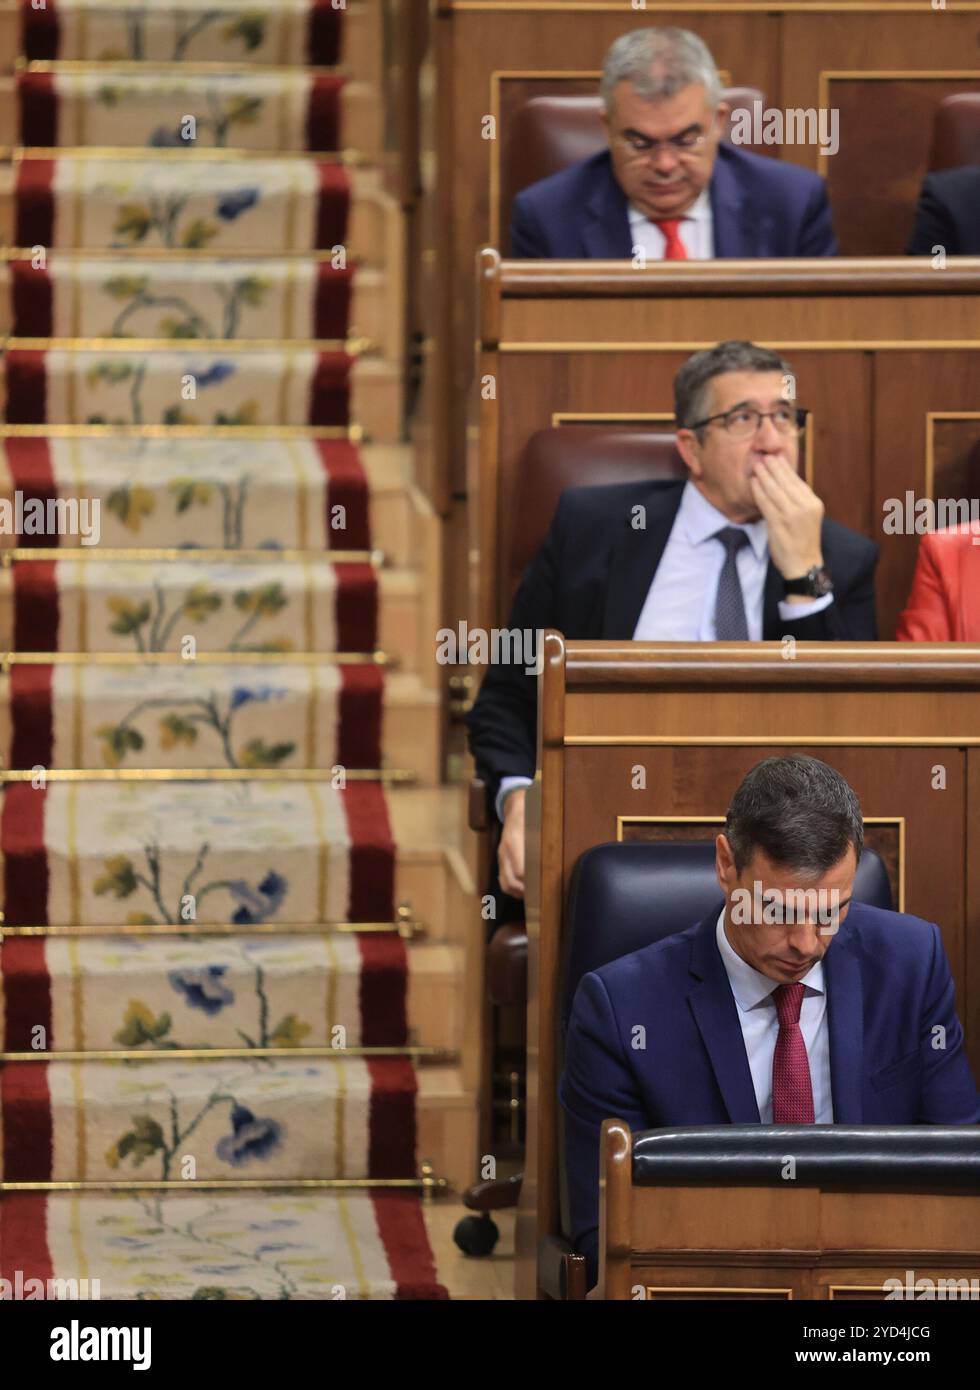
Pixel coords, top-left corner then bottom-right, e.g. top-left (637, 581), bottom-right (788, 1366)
top-left (7, 662), bottom-right (384, 770)
top-left (2, 930), bottom-right (409, 1051)
top-left (9, 553), bottom-right (378, 652)
top-left (4, 1055), bottom-right (419, 1182)
top-left (15, 154), bottom-right (350, 252)
top-left (2, 436), bottom-right (370, 548)
top-left (0, 3), bottom-right (452, 1299)
top-left (18, 69), bottom-right (348, 152)
top-left (6, 254), bottom-right (355, 340)
top-left (4, 346), bottom-right (355, 428)
top-left (1, 1191), bottom-right (447, 1300)
top-left (1, 780), bottom-right (397, 925)
top-left (22, 1), bottom-right (345, 67)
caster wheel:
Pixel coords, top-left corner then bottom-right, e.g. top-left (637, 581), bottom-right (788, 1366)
top-left (453, 1212), bottom-right (500, 1257)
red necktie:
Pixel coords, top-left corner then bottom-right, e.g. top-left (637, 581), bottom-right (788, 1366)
top-left (653, 219), bottom-right (688, 260)
top-left (771, 983), bottom-right (815, 1124)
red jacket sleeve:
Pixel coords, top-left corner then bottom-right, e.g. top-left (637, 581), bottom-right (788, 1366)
top-left (896, 534), bottom-right (954, 642)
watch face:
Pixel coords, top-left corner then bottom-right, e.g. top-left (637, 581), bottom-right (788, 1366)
top-left (811, 566), bottom-right (833, 596)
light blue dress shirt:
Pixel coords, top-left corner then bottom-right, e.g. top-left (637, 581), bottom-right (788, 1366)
top-left (715, 910), bottom-right (834, 1124)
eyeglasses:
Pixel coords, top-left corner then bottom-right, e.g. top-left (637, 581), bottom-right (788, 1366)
top-left (688, 405), bottom-right (808, 438)
top-left (615, 128), bottom-right (707, 159)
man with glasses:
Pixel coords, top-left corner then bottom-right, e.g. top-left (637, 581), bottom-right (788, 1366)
top-left (465, 342), bottom-right (878, 904)
top-left (511, 27), bottom-right (837, 259)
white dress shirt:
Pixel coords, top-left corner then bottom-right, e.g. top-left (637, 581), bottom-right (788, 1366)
top-left (715, 910), bottom-right (834, 1123)
top-left (495, 481), bottom-right (832, 818)
top-left (627, 189), bottom-right (714, 260)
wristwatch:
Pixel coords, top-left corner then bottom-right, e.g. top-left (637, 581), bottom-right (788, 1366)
top-left (783, 564), bottom-right (833, 598)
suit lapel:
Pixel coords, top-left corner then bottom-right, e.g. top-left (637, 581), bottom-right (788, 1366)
top-left (601, 484), bottom-right (684, 637)
top-left (582, 157), bottom-right (634, 258)
top-left (823, 922), bottom-right (865, 1122)
top-left (688, 915), bottom-right (762, 1123)
top-left (710, 149), bottom-right (764, 258)
top-left (761, 561), bottom-right (783, 638)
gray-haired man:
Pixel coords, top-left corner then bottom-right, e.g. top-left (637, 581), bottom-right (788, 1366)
top-left (511, 27), bottom-right (837, 259)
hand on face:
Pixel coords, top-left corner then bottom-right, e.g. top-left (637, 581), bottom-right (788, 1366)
top-left (749, 455), bottom-right (825, 581)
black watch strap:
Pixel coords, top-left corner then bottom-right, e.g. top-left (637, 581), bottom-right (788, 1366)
top-left (783, 565), bottom-right (833, 598)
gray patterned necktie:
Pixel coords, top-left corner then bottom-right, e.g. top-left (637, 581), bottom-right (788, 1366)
top-left (713, 526), bottom-right (750, 639)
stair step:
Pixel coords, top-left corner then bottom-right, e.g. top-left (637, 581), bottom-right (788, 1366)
top-left (0, 663), bottom-right (440, 779)
top-left (2, 1054), bottom-right (423, 1182)
top-left (0, 345), bottom-right (403, 441)
top-left (0, 71), bottom-right (383, 158)
top-left (3, 2), bottom-right (382, 85)
top-left (0, 555), bottom-right (380, 655)
top-left (0, 257), bottom-right (402, 361)
top-left (0, 1189), bottom-right (448, 1299)
top-left (0, 661), bottom-right (387, 772)
top-left (0, 160), bottom-right (400, 267)
top-left (0, 434), bottom-right (372, 552)
top-left (0, 780), bottom-right (475, 942)
top-left (0, 934), bottom-right (462, 1052)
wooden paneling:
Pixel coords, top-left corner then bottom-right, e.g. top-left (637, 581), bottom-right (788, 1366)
top-left (433, 2), bottom-right (980, 500)
top-left (515, 640), bottom-right (980, 1298)
top-left (822, 75), bottom-right (980, 254)
top-left (478, 260), bottom-right (980, 640)
top-left (873, 352), bottom-right (980, 639)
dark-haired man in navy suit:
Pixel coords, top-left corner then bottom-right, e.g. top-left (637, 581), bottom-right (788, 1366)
top-left (560, 757), bottom-right (980, 1285)
top-left (511, 27), bottom-right (837, 260)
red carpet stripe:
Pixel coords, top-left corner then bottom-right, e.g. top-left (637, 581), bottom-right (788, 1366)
top-left (309, 351), bottom-right (353, 426)
top-left (317, 439), bottom-right (370, 549)
top-left (0, 1194), bottom-right (54, 1288)
top-left (12, 559), bottom-right (59, 650)
top-left (9, 664), bottom-right (54, 769)
top-left (357, 933), bottom-right (408, 1048)
top-left (4, 350), bottom-right (48, 426)
top-left (307, 75), bottom-right (345, 151)
top-left (9, 260), bottom-right (53, 337)
top-left (334, 562), bottom-right (378, 653)
top-left (367, 1057), bottom-right (417, 1179)
top-left (316, 163), bottom-right (351, 248)
top-left (371, 1192), bottom-right (449, 1300)
top-left (1, 784), bottom-right (52, 1183)
top-left (21, 0), bottom-right (60, 62)
top-left (1, 782), bottom-right (50, 926)
top-left (338, 663), bottom-right (383, 768)
top-left (5, 435), bottom-right (57, 545)
top-left (314, 265), bottom-right (355, 341)
top-left (17, 71), bottom-right (58, 146)
top-left (342, 781), bottom-right (395, 922)
top-left (14, 159), bottom-right (55, 247)
top-left (309, 0), bottom-right (344, 66)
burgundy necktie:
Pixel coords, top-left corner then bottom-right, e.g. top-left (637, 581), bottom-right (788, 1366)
top-left (771, 982), bottom-right (815, 1124)
top-left (653, 218), bottom-right (688, 260)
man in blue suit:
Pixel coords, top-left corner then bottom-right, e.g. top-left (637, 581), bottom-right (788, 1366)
top-left (560, 756), bottom-right (980, 1283)
top-left (512, 27), bottom-right (837, 260)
